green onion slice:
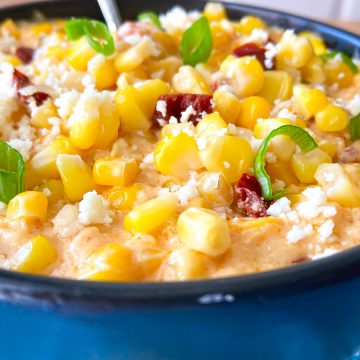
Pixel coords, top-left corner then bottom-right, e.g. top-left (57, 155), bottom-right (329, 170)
top-left (254, 125), bottom-right (318, 201)
top-left (350, 113), bottom-right (360, 141)
top-left (0, 141), bottom-right (25, 203)
top-left (138, 11), bottom-right (161, 28)
top-left (320, 50), bottom-right (359, 74)
top-left (65, 18), bottom-right (115, 56)
top-left (180, 16), bottom-right (213, 67)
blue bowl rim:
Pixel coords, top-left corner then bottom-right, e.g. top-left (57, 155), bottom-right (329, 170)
top-left (0, 0), bottom-right (359, 305)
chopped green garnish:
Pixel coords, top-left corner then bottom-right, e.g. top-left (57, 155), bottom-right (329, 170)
top-left (254, 125), bottom-right (318, 200)
top-left (65, 18), bottom-right (115, 56)
top-left (321, 50), bottom-right (359, 74)
top-left (0, 141), bottom-right (25, 203)
top-left (138, 11), bottom-right (161, 28)
top-left (180, 16), bottom-right (213, 67)
top-left (350, 113), bottom-right (360, 141)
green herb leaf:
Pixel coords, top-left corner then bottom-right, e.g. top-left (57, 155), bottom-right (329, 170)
top-left (180, 16), bottom-right (213, 67)
top-left (320, 50), bottom-right (359, 74)
top-left (65, 18), bottom-right (87, 41)
top-left (65, 18), bottom-right (115, 56)
top-left (138, 11), bottom-right (161, 28)
top-left (254, 125), bottom-right (318, 201)
top-left (0, 141), bottom-right (25, 203)
top-left (350, 113), bottom-right (360, 141)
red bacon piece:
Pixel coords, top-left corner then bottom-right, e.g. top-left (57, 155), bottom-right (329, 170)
top-left (15, 47), bottom-right (34, 64)
top-left (234, 174), bottom-right (268, 218)
top-left (153, 94), bottom-right (213, 127)
top-left (13, 68), bottom-right (50, 107)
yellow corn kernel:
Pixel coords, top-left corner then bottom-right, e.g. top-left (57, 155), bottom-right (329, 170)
top-left (315, 104), bottom-right (348, 132)
top-left (199, 135), bottom-right (252, 183)
top-left (204, 2), bottom-right (227, 21)
top-left (115, 38), bottom-right (153, 73)
top-left (30, 99), bottom-right (58, 129)
top-left (153, 32), bottom-right (178, 55)
top-left (56, 154), bottom-right (95, 202)
top-left (236, 16), bottom-right (266, 34)
top-left (69, 102), bottom-right (102, 150)
top-left (254, 118), bottom-right (295, 161)
top-left (124, 194), bottom-right (178, 234)
top-left (276, 32), bottom-right (313, 69)
top-left (81, 244), bottom-right (138, 281)
top-left (29, 22), bottom-right (52, 36)
top-left (237, 96), bottom-right (271, 130)
top-left (67, 37), bottom-right (97, 71)
top-left (7, 191), bottom-right (48, 221)
top-left (160, 123), bottom-right (196, 139)
top-left (7, 236), bottom-right (57, 274)
top-left (116, 70), bottom-right (147, 89)
top-left (134, 79), bottom-right (170, 118)
top-left (291, 149), bottom-right (332, 184)
top-left (30, 137), bottom-right (79, 179)
top-left (1, 19), bottom-right (20, 38)
top-left (136, 246), bottom-right (168, 274)
top-left (106, 184), bottom-right (140, 210)
top-left (258, 70), bottom-right (293, 103)
top-left (172, 66), bottom-right (211, 94)
top-left (115, 86), bottom-right (151, 132)
top-left (231, 216), bottom-right (282, 231)
top-left (1, 55), bottom-right (22, 66)
top-left (266, 160), bottom-right (298, 186)
top-left (36, 179), bottom-right (64, 204)
top-left (167, 249), bottom-right (208, 280)
top-left (185, 197), bottom-right (210, 209)
top-left (210, 22), bottom-right (232, 50)
top-left (88, 56), bottom-right (118, 90)
top-left (177, 207), bottom-right (231, 256)
top-left (318, 139), bottom-right (337, 159)
top-left (293, 88), bottom-right (328, 120)
top-left (299, 31), bottom-right (327, 56)
top-left (301, 57), bottom-right (326, 84)
top-left (148, 56), bottom-right (182, 83)
top-left (324, 60), bottom-right (354, 89)
top-left (220, 55), bottom-right (264, 98)
top-left (154, 133), bottom-right (203, 179)
top-left (196, 113), bottom-right (227, 137)
top-left (213, 88), bottom-right (241, 124)
top-left (315, 163), bottom-right (360, 207)
top-left (197, 172), bottom-right (233, 206)
top-left (93, 158), bottom-right (139, 187)
top-left (93, 102), bottom-right (121, 149)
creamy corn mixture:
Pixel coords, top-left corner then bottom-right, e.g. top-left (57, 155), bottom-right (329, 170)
top-left (0, 3), bottom-right (359, 282)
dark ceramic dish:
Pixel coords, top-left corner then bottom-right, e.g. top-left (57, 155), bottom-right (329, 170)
top-left (0, 1), bottom-right (360, 359)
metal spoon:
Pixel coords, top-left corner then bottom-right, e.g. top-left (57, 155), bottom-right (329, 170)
top-left (97, 0), bottom-right (122, 32)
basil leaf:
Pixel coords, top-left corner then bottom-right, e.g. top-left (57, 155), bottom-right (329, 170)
top-left (254, 125), bottom-right (318, 201)
top-left (321, 50), bottom-right (359, 74)
top-left (350, 113), bottom-right (360, 141)
top-left (180, 16), bottom-right (213, 66)
top-left (65, 18), bottom-right (115, 56)
top-left (0, 141), bottom-right (25, 203)
top-left (138, 11), bottom-right (161, 28)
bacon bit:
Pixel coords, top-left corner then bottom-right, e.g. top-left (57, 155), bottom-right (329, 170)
top-left (153, 94), bottom-right (213, 126)
top-left (234, 174), bottom-right (268, 218)
top-left (15, 47), bottom-right (34, 64)
top-left (232, 42), bottom-right (274, 70)
top-left (13, 68), bottom-right (50, 107)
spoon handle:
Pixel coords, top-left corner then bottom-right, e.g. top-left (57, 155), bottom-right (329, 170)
top-left (97, 0), bottom-right (122, 32)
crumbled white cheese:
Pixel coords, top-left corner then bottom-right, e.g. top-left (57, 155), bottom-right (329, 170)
top-left (287, 225), bottom-right (309, 243)
top-left (319, 206), bottom-right (337, 218)
top-left (156, 100), bottom-right (167, 118)
top-left (180, 105), bottom-right (197, 123)
top-left (267, 197), bottom-right (291, 217)
top-left (248, 28), bottom-right (269, 43)
top-left (159, 6), bottom-right (200, 33)
top-left (42, 188), bottom-right (52, 197)
top-left (197, 136), bottom-right (207, 150)
top-left (169, 116), bottom-right (178, 124)
top-left (264, 42), bottom-right (277, 69)
top-left (78, 191), bottom-right (112, 225)
top-left (296, 186), bottom-right (326, 219)
top-left (277, 108), bottom-right (297, 122)
top-left (123, 34), bottom-right (143, 45)
top-left (140, 152), bottom-right (154, 170)
top-left (265, 151), bottom-right (277, 164)
top-left (52, 204), bottom-right (84, 238)
top-left (311, 247), bottom-right (338, 260)
top-left (317, 219), bottom-right (334, 241)
top-left (347, 94), bottom-right (360, 116)
top-left (7, 139), bottom-right (32, 161)
top-left (55, 90), bottom-right (80, 119)
top-left (176, 179), bottom-right (199, 206)
top-left (202, 172), bottom-right (220, 191)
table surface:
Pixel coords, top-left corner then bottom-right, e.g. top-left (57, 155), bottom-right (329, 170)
top-left (327, 20), bottom-right (360, 35)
